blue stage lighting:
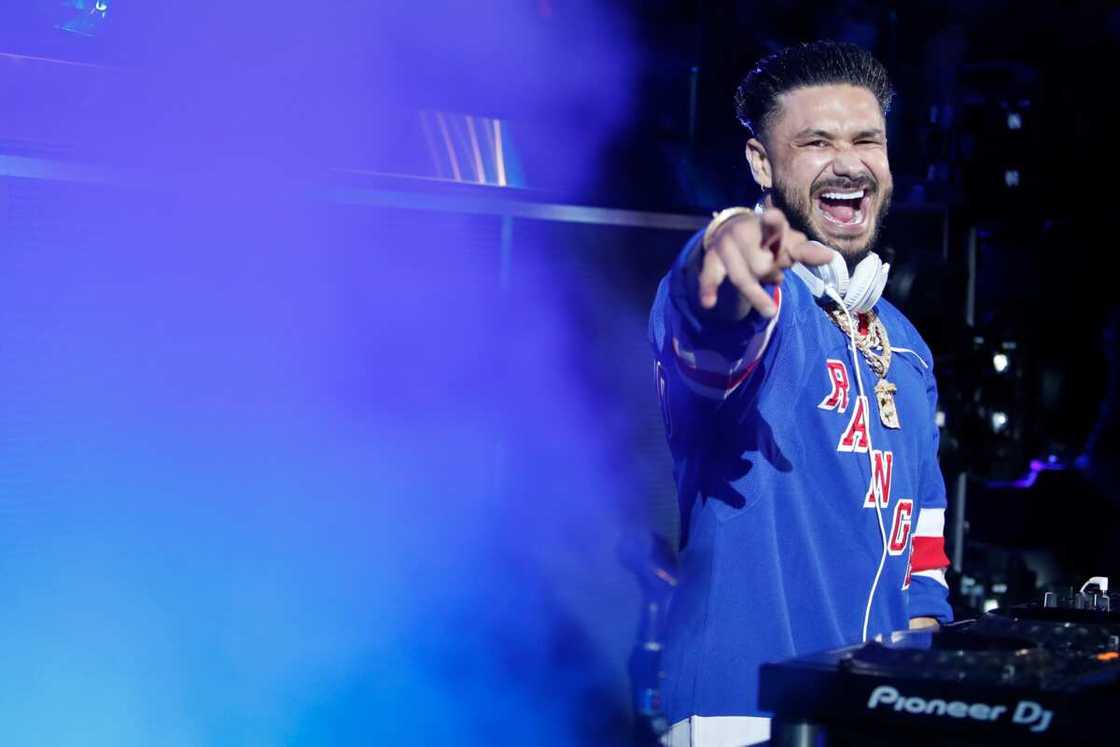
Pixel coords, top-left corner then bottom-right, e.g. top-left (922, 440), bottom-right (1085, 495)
top-left (56, 0), bottom-right (110, 37)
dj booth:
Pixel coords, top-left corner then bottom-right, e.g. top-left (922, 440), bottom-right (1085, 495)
top-left (761, 589), bottom-right (1120, 746)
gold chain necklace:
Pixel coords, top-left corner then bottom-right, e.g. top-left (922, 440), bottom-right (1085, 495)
top-left (826, 306), bottom-right (901, 429)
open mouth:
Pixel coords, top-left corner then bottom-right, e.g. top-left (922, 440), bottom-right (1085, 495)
top-left (816, 189), bottom-right (871, 229)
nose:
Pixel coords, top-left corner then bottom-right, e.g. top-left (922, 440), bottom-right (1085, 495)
top-left (830, 146), bottom-right (867, 180)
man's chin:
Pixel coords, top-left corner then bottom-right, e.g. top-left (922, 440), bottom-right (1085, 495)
top-left (768, 186), bottom-right (885, 262)
top-left (808, 219), bottom-right (877, 262)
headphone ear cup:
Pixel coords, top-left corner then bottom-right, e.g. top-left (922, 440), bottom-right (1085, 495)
top-left (789, 262), bottom-right (827, 298)
top-left (823, 250), bottom-right (850, 297)
top-left (845, 254), bottom-right (889, 313)
top-left (869, 262), bottom-right (889, 309)
top-left (797, 249), bottom-right (890, 312)
top-left (805, 242), bottom-right (849, 297)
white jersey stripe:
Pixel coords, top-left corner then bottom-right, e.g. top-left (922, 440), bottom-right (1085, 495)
top-left (671, 336), bottom-right (752, 379)
top-left (669, 288), bottom-right (781, 400)
top-left (912, 567), bottom-right (949, 588)
top-left (914, 506), bottom-right (945, 537)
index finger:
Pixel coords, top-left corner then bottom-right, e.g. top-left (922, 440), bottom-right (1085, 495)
top-left (788, 239), bottom-right (835, 267)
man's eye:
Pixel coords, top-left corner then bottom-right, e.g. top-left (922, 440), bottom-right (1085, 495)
top-left (807, 140), bottom-right (829, 148)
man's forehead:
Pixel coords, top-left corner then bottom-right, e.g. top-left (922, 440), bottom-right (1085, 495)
top-left (772, 84), bottom-right (885, 137)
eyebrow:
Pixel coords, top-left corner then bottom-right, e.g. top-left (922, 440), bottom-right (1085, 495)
top-left (792, 128), bottom-right (834, 140)
top-left (853, 128), bottom-right (886, 140)
top-left (792, 128), bottom-right (885, 140)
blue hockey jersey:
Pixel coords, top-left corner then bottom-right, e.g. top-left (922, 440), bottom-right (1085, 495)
top-left (649, 232), bottom-right (952, 722)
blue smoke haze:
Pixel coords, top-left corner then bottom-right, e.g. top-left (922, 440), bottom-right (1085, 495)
top-left (0, 3), bottom-right (647, 745)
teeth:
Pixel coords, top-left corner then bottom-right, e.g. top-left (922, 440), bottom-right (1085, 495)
top-left (821, 190), bottom-right (865, 200)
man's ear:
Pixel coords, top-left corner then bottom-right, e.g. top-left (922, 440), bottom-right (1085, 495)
top-left (745, 138), bottom-right (772, 190)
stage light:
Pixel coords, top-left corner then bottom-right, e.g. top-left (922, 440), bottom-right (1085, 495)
top-left (1007, 112), bottom-right (1022, 130)
top-left (417, 111), bottom-right (523, 187)
top-left (992, 353), bottom-right (1010, 373)
top-left (57, 0), bottom-right (109, 37)
top-left (935, 410), bottom-right (946, 428)
top-left (1004, 170), bottom-right (1020, 188)
top-left (991, 411), bottom-right (1009, 433)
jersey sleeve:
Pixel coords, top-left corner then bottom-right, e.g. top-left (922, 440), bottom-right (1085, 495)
top-left (649, 230), bottom-right (786, 549)
top-left (649, 230), bottom-right (781, 403)
top-left (907, 353), bottom-right (954, 623)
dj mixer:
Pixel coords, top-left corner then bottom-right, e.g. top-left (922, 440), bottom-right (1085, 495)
top-left (760, 591), bottom-right (1120, 745)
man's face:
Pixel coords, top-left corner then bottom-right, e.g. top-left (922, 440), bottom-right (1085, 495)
top-left (759, 84), bottom-right (893, 263)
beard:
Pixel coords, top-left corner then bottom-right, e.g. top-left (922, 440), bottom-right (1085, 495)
top-left (768, 174), bottom-right (892, 272)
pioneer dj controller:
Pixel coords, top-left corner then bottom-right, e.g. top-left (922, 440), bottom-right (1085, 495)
top-left (760, 594), bottom-right (1120, 745)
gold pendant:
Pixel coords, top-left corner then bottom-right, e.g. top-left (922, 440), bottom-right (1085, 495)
top-left (875, 378), bottom-right (901, 429)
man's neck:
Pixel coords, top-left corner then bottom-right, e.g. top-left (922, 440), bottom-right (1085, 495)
top-left (843, 248), bottom-right (871, 274)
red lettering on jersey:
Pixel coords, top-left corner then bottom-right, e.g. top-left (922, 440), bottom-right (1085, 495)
top-left (888, 499), bottom-right (914, 556)
top-left (902, 552), bottom-right (913, 590)
top-left (817, 359), bottom-right (850, 414)
top-left (862, 449), bottom-right (894, 508)
top-left (836, 396), bottom-right (871, 453)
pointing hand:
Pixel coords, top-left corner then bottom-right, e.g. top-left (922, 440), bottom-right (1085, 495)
top-left (696, 208), bottom-right (834, 319)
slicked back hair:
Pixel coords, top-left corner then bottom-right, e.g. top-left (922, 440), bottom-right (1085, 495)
top-left (735, 41), bottom-right (894, 142)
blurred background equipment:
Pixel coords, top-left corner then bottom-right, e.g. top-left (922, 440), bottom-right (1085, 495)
top-left (619, 531), bottom-right (679, 745)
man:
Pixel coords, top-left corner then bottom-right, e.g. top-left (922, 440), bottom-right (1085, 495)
top-left (648, 41), bottom-right (952, 746)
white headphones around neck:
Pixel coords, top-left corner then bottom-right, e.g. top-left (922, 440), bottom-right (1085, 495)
top-left (790, 243), bottom-right (890, 313)
top-left (751, 202), bottom-right (889, 313)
